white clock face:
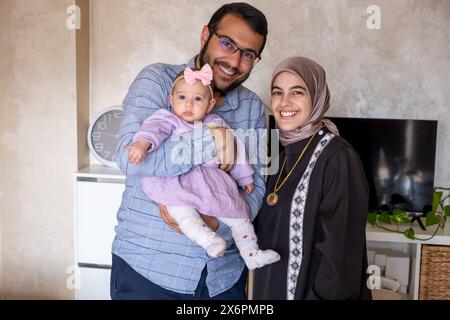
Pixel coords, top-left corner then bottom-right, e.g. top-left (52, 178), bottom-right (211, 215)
top-left (90, 108), bottom-right (123, 165)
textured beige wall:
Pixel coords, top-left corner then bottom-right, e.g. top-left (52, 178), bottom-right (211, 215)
top-left (91, 0), bottom-right (450, 185)
top-left (0, 0), bottom-right (77, 299)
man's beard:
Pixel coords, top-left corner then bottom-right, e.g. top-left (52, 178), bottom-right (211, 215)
top-left (199, 40), bottom-right (251, 96)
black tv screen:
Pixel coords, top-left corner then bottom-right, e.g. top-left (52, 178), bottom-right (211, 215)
top-left (328, 117), bottom-right (438, 215)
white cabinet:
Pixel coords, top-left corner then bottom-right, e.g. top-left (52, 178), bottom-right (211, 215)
top-left (77, 267), bottom-right (112, 300)
top-left (77, 180), bottom-right (123, 265)
top-left (366, 223), bottom-right (450, 300)
top-left (74, 165), bottom-right (125, 300)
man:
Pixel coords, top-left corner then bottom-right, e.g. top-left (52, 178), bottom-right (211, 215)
top-left (111, 2), bottom-right (268, 300)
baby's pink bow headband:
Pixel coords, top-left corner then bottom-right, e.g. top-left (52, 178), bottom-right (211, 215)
top-left (184, 64), bottom-right (213, 86)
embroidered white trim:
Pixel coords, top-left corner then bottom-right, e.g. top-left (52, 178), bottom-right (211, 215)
top-left (286, 133), bottom-right (334, 300)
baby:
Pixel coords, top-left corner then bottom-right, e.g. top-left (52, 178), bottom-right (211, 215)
top-left (125, 64), bottom-right (279, 270)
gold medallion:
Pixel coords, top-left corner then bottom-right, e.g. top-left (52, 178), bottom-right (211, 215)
top-left (266, 192), bottom-right (278, 206)
top-left (265, 131), bottom-right (321, 208)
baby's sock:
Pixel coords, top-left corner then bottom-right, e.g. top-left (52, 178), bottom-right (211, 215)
top-left (204, 237), bottom-right (226, 258)
top-left (168, 206), bottom-right (226, 258)
top-left (242, 249), bottom-right (280, 270)
top-left (220, 218), bottom-right (280, 270)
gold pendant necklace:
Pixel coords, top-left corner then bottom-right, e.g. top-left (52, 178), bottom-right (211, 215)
top-left (266, 131), bottom-right (319, 206)
top-left (266, 192), bottom-right (279, 205)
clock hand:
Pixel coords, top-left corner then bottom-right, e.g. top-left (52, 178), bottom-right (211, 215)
top-left (97, 132), bottom-right (118, 138)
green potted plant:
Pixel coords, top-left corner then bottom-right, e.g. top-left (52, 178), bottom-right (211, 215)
top-left (367, 187), bottom-right (450, 241)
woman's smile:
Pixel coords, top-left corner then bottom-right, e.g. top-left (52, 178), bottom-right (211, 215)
top-left (279, 110), bottom-right (299, 118)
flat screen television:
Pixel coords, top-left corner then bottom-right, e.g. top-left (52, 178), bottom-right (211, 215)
top-left (328, 117), bottom-right (438, 216)
top-left (267, 116), bottom-right (438, 216)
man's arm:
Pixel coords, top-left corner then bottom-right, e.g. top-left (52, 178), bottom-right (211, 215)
top-left (115, 65), bottom-right (216, 177)
top-left (228, 135), bottom-right (254, 189)
top-left (215, 102), bottom-right (267, 242)
top-left (211, 109), bottom-right (266, 221)
top-left (240, 109), bottom-right (266, 222)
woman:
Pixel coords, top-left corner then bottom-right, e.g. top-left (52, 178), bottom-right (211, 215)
top-left (253, 57), bottom-right (371, 300)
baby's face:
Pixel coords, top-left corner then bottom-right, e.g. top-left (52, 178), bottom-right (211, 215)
top-left (170, 79), bottom-right (214, 123)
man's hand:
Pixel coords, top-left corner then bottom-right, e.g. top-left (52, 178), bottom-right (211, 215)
top-left (159, 204), bottom-right (219, 233)
top-left (210, 127), bottom-right (237, 172)
top-left (243, 183), bottom-right (255, 195)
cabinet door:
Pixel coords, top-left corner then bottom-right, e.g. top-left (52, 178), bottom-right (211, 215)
top-left (76, 267), bottom-right (111, 300)
top-left (76, 180), bottom-right (124, 266)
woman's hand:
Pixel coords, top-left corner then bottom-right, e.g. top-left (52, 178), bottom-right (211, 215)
top-left (159, 204), bottom-right (219, 233)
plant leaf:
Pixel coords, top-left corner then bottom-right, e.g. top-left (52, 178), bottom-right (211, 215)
top-left (378, 212), bottom-right (392, 224)
top-left (425, 211), bottom-right (441, 226)
top-left (392, 208), bottom-right (410, 224)
top-left (444, 205), bottom-right (450, 217)
top-left (367, 211), bottom-right (377, 225)
top-left (431, 191), bottom-right (443, 214)
top-left (404, 228), bottom-right (415, 240)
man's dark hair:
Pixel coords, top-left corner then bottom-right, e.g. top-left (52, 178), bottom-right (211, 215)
top-left (207, 2), bottom-right (268, 56)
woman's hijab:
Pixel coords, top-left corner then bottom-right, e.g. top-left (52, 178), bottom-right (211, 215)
top-left (271, 56), bottom-right (339, 146)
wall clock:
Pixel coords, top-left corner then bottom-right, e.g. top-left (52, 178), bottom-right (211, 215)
top-left (87, 106), bottom-right (123, 168)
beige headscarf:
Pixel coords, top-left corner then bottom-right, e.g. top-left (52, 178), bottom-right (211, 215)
top-left (271, 56), bottom-right (339, 146)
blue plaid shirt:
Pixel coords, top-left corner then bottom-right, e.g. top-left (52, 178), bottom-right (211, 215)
top-left (112, 56), bottom-right (266, 297)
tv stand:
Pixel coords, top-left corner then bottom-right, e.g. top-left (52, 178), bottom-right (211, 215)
top-left (366, 222), bottom-right (450, 300)
top-left (409, 216), bottom-right (427, 231)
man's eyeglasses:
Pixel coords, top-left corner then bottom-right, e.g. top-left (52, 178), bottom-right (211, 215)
top-left (209, 27), bottom-right (261, 66)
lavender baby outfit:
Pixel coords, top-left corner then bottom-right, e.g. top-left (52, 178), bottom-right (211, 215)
top-left (134, 109), bottom-right (254, 219)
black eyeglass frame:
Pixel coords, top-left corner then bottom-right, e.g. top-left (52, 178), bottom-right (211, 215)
top-left (208, 26), bottom-right (261, 66)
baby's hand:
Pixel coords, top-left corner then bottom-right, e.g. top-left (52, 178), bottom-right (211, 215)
top-left (124, 140), bottom-right (151, 164)
top-left (244, 183), bottom-right (255, 195)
